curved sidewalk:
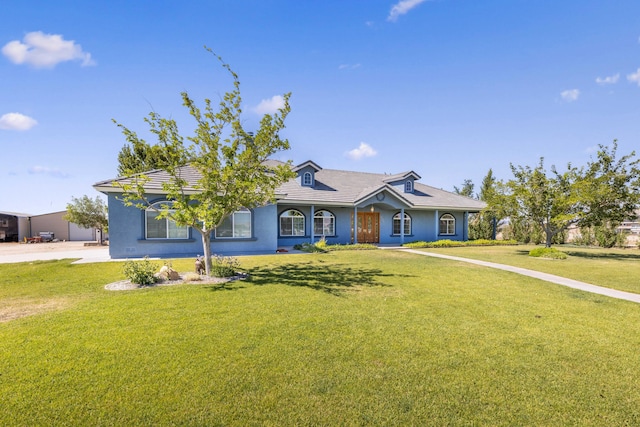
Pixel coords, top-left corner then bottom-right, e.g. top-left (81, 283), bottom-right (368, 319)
top-left (398, 248), bottom-right (640, 304)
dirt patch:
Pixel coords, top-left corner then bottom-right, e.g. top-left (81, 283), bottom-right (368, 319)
top-left (105, 272), bottom-right (248, 291)
top-left (0, 298), bottom-right (71, 323)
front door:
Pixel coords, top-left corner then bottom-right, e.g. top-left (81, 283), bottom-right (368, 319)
top-left (356, 212), bottom-right (379, 243)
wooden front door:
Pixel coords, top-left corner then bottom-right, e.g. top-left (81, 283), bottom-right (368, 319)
top-left (356, 212), bottom-right (379, 243)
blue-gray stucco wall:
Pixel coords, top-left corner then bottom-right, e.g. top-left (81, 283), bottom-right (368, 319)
top-left (106, 194), bottom-right (278, 259)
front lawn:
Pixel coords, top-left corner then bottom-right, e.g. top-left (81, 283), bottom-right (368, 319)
top-left (416, 244), bottom-right (640, 294)
top-left (2, 250), bottom-right (640, 425)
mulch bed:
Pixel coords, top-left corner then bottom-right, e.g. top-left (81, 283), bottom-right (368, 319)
top-left (105, 272), bottom-right (248, 291)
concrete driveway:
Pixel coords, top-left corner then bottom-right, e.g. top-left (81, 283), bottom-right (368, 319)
top-left (0, 241), bottom-right (111, 264)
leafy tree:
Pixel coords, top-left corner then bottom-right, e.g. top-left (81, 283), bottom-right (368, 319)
top-left (496, 141), bottom-right (640, 247)
top-left (116, 138), bottom-right (178, 176)
top-left (64, 195), bottom-right (108, 244)
top-left (469, 169), bottom-right (497, 240)
top-left (454, 179), bottom-right (475, 198)
top-left (577, 140), bottom-right (640, 228)
top-left (113, 50), bottom-right (295, 275)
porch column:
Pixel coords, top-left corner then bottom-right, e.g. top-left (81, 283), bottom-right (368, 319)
top-left (463, 211), bottom-right (468, 241)
top-left (434, 209), bottom-right (439, 241)
top-left (353, 206), bottom-right (358, 244)
top-left (400, 208), bottom-right (405, 245)
top-left (310, 205), bottom-right (315, 244)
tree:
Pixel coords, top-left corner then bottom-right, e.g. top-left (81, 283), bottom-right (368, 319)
top-left (577, 140), bottom-right (640, 228)
top-left (64, 195), bottom-right (108, 244)
top-left (116, 138), bottom-right (178, 176)
top-left (113, 49), bottom-right (296, 275)
top-left (454, 179), bottom-right (475, 198)
top-left (496, 141), bottom-right (640, 247)
top-left (469, 169), bottom-right (497, 240)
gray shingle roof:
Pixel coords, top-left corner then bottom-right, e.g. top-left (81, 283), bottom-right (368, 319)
top-left (94, 163), bottom-right (486, 211)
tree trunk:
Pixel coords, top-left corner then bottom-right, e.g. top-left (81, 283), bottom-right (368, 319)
top-left (200, 230), bottom-right (213, 276)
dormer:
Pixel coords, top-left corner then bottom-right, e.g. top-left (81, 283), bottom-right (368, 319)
top-left (292, 160), bottom-right (322, 187)
top-left (383, 171), bottom-right (421, 194)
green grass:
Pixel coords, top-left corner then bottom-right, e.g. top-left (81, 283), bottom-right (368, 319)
top-left (416, 244), bottom-right (640, 294)
top-left (2, 251), bottom-right (640, 425)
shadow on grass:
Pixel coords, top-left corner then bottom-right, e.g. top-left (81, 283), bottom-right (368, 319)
top-left (245, 262), bottom-right (400, 296)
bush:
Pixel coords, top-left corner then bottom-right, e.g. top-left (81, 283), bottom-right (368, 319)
top-left (182, 272), bottom-right (202, 282)
top-left (123, 257), bottom-right (159, 285)
top-left (210, 254), bottom-right (239, 278)
top-left (528, 247), bottom-right (568, 259)
top-left (403, 239), bottom-right (517, 248)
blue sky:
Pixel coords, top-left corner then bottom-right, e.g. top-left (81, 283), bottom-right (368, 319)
top-left (2, 0), bottom-right (639, 214)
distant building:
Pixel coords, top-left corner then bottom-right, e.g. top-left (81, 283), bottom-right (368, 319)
top-left (0, 210), bottom-right (103, 242)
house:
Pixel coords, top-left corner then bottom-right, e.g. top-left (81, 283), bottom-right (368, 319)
top-left (93, 161), bottom-right (486, 259)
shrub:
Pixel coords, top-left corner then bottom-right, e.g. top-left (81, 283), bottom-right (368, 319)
top-left (403, 239), bottom-right (517, 249)
top-left (210, 254), bottom-right (239, 278)
top-left (123, 257), bottom-right (159, 285)
top-left (528, 247), bottom-right (568, 259)
top-left (315, 236), bottom-right (328, 249)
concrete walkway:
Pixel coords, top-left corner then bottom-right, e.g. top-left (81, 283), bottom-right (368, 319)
top-left (395, 248), bottom-right (640, 304)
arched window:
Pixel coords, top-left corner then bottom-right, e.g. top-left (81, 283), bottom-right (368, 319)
top-left (145, 202), bottom-right (189, 239)
top-left (215, 208), bottom-right (252, 238)
top-left (439, 213), bottom-right (456, 235)
top-left (280, 209), bottom-right (305, 236)
top-left (303, 172), bottom-right (313, 186)
top-left (405, 180), bottom-right (413, 193)
top-left (392, 212), bottom-right (411, 235)
top-left (314, 210), bottom-right (335, 236)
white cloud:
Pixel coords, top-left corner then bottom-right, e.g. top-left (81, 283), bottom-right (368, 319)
top-left (0, 112), bottom-right (37, 131)
top-left (253, 95), bottom-right (285, 115)
top-left (595, 73), bottom-right (620, 85)
top-left (338, 63), bottom-right (361, 70)
top-left (627, 68), bottom-right (640, 86)
top-left (346, 142), bottom-right (377, 160)
top-left (387, 0), bottom-right (428, 22)
top-left (28, 166), bottom-right (69, 178)
top-left (2, 31), bottom-right (95, 68)
top-left (560, 89), bottom-right (580, 102)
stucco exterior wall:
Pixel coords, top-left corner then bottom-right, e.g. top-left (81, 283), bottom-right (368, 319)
top-left (106, 194), bottom-right (278, 259)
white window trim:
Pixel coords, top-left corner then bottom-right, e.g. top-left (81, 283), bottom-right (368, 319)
top-left (280, 209), bottom-right (306, 236)
top-left (303, 172), bottom-right (313, 186)
top-left (145, 202), bottom-right (189, 239)
top-left (439, 213), bottom-right (456, 235)
top-left (313, 210), bottom-right (335, 236)
top-left (405, 181), bottom-right (413, 193)
top-left (215, 208), bottom-right (252, 239)
top-left (392, 212), bottom-right (411, 235)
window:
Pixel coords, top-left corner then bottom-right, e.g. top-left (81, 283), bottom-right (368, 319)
top-left (392, 212), bottom-right (411, 235)
top-left (314, 210), bottom-right (335, 236)
top-left (405, 180), bottom-right (413, 193)
top-left (215, 208), bottom-right (251, 238)
top-left (439, 213), bottom-right (456, 235)
top-left (280, 209), bottom-right (305, 236)
top-left (303, 172), bottom-right (312, 186)
top-left (145, 202), bottom-right (189, 239)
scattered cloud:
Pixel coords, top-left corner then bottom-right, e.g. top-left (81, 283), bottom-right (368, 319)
top-left (387, 0), bottom-right (429, 22)
top-left (627, 68), bottom-right (640, 86)
top-left (0, 112), bottom-right (37, 131)
top-left (346, 142), bottom-right (377, 160)
top-left (2, 31), bottom-right (95, 68)
top-left (560, 89), bottom-right (580, 102)
top-left (338, 63), bottom-right (361, 70)
top-left (28, 166), bottom-right (70, 178)
top-left (253, 95), bottom-right (285, 115)
top-left (595, 73), bottom-right (619, 85)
